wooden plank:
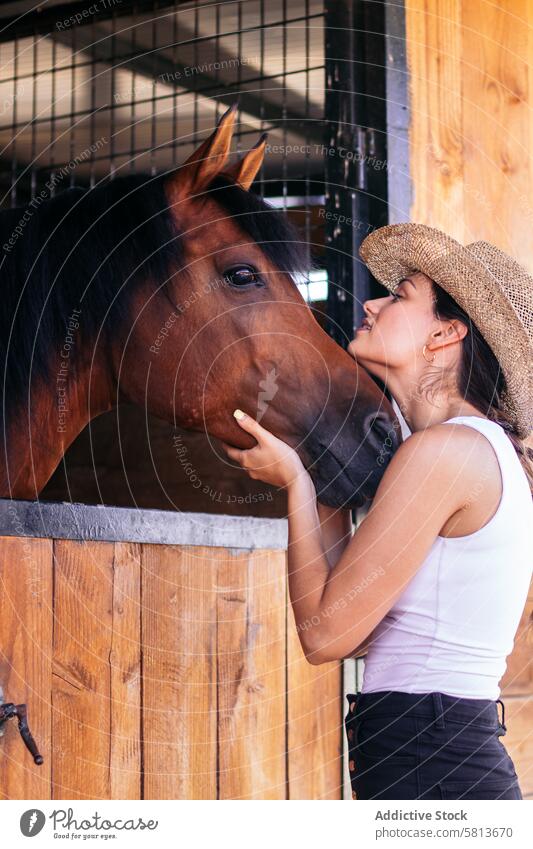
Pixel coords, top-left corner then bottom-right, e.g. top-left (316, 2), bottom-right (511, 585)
top-left (529, 0), bottom-right (533, 276)
top-left (462, 0), bottom-right (531, 261)
top-left (500, 696), bottom-right (533, 798)
top-left (406, 0), bottom-right (464, 236)
top-left (142, 543), bottom-right (217, 799)
top-left (108, 543), bottom-right (142, 798)
top-left (0, 536), bottom-right (53, 799)
top-left (286, 590), bottom-right (343, 799)
top-left (501, 577), bottom-right (533, 695)
top-left (51, 540), bottom-right (127, 799)
top-left (217, 549), bottom-right (286, 799)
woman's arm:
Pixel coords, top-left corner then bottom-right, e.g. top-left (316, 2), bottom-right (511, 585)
top-left (317, 503), bottom-right (374, 657)
top-left (286, 427), bottom-right (472, 664)
top-left (340, 624), bottom-right (380, 659)
top-left (221, 410), bottom-right (474, 666)
top-left (316, 501), bottom-right (353, 568)
top-left (304, 501), bottom-right (371, 656)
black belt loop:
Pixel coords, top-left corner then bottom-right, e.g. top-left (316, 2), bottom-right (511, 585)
top-left (346, 692), bottom-right (360, 716)
top-left (432, 692), bottom-right (446, 728)
top-left (496, 698), bottom-right (506, 731)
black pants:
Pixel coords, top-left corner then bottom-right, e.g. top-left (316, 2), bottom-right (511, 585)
top-left (345, 690), bottom-right (522, 800)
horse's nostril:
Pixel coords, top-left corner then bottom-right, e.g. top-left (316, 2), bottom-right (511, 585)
top-left (364, 412), bottom-right (397, 452)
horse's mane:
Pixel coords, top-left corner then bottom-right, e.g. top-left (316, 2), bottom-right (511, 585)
top-left (0, 171), bottom-right (311, 432)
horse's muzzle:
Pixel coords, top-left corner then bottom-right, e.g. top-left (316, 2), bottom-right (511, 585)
top-left (301, 409), bottom-right (401, 508)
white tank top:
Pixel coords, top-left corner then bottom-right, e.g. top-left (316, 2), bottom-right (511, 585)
top-left (361, 415), bottom-right (533, 700)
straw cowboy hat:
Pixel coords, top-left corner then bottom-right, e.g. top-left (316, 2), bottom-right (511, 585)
top-left (359, 223), bottom-right (533, 439)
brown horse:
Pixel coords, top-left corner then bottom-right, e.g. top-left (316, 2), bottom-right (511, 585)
top-left (0, 104), bottom-right (399, 508)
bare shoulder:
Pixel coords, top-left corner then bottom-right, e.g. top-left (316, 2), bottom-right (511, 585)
top-left (358, 421), bottom-right (485, 541)
top-left (422, 420), bottom-right (500, 476)
top-left (378, 420), bottom-right (500, 509)
top-left (391, 420), bottom-right (486, 461)
top-left (397, 420), bottom-right (497, 464)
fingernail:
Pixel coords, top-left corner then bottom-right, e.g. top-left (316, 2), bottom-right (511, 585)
top-left (233, 409), bottom-right (246, 420)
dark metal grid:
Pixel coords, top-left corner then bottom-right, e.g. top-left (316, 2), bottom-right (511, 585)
top-left (0, 0), bottom-right (327, 314)
top-left (324, 0), bottom-right (388, 345)
top-left (0, 3), bottom-right (325, 189)
top-left (0, 0), bottom-right (388, 327)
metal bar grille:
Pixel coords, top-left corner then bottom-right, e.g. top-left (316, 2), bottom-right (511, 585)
top-left (324, 0), bottom-right (388, 344)
top-left (0, 0), bottom-right (387, 321)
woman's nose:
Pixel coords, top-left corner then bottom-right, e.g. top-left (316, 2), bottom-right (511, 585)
top-left (363, 298), bottom-right (377, 317)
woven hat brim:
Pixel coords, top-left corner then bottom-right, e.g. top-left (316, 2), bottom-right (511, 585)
top-left (359, 224), bottom-right (533, 439)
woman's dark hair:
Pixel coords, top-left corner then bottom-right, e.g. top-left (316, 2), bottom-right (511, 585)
top-left (424, 281), bottom-right (533, 492)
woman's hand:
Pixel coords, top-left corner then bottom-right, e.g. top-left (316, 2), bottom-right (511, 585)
top-left (220, 409), bottom-right (308, 490)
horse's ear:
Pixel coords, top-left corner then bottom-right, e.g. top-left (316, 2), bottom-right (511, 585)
top-left (166, 103), bottom-right (238, 202)
top-left (221, 133), bottom-right (267, 191)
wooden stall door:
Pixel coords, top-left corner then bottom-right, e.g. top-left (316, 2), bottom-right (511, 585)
top-left (0, 536), bottom-right (342, 800)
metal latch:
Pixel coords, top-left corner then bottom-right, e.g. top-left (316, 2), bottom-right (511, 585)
top-left (0, 702), bottom-right (44, 765)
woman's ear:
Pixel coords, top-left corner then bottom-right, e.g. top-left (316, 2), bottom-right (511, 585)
top-left (428, 318), bottom-right (468, 352)
top-left (447, 318), bottom-right (469, 342)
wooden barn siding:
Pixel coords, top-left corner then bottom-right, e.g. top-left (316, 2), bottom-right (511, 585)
top-left (0, 536), bottom-right (342, 800)
top-left (405, 0), bottom-right (533, 797)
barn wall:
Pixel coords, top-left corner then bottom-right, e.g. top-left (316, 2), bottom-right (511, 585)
top-left (405, 0), bottom-right (533, 798)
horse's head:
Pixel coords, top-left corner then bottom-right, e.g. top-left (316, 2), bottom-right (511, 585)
top-left (118, 104), bottom-right (400, 507)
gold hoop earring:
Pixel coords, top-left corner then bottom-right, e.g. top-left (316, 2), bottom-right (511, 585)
top-left (422, 344), bottom-right (436, 363)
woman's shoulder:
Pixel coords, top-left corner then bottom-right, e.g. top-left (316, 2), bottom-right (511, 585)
top-left (368, 420), bottom-right (493, 535)
top-left (393, 419), bottom-right (501, 499)
top-left (399, 417), bottom-right (494, 456)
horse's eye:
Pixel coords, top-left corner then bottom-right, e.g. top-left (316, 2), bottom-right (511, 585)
top-left (223, 264), bottom-right (263, 287)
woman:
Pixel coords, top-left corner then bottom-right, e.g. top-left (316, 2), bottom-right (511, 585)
top-left (221, 223), bottom-right (533, 800)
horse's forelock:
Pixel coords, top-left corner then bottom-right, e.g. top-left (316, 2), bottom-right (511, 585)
top-left (204, 174), bottom-right (312, 279)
